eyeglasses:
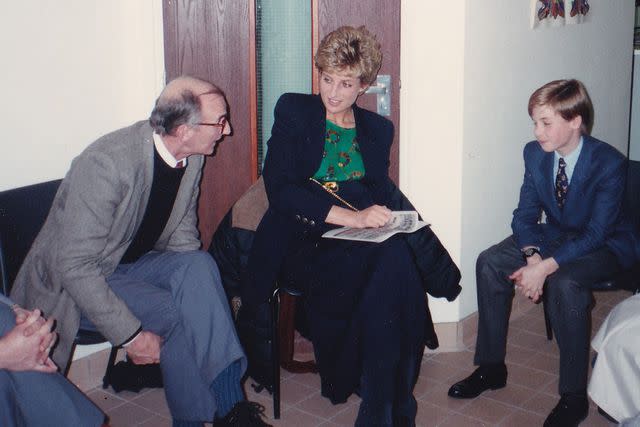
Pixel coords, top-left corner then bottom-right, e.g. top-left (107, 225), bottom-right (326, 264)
top-left (196, 117), bottom-right (227, 130)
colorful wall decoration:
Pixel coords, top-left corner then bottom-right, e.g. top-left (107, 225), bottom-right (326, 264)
top-left (531, 0), bottom-right (590, 29)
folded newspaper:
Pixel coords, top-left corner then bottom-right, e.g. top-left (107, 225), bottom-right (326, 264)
top-left (322, 211), bottom-right (429, 243)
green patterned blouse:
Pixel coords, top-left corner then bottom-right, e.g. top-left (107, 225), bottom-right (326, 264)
top-left (312, 120), bottom-right (365, 182)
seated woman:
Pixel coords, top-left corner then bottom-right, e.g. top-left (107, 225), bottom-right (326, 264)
top-left (588, 293), bottom-right (640, 424)
top-left (242, 25), bottom-right (459, 426)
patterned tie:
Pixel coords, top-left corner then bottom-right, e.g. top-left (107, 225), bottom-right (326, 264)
top-left (555, 157), bottom-right (568, 209)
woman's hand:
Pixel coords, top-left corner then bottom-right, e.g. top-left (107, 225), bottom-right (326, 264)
top-left (326, 205), bottom-right (392, 228)
top-left (351, 205), bottom-right (392, 228)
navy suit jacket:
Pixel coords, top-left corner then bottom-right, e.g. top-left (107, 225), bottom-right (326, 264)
top-left (261, 92), bottom-right (395, 228)
top-left (511, 135), bottom-right (639, 268)
top-left (242, 93), bottom-right (461, 351)
top-left (243, 93), bottom-right (395, 306)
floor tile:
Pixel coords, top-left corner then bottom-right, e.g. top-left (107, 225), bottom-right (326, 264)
top-left (458, 395), bottom-right (514, 425)
top-left (429, 348), bottom-right (475, 368)
top-left (289, 371), bottom-right (322, 389)
top-left (296, 391), bottom-right (349, 420)
top-left (504, 344), bottom-right (538, 366)
top-left (520, 391), bottom-right (558, 415)
top-left (498, 408), bottom-right (546, 426)
top-left (271, 407), bottom-right (326, 427)
top-left (138, 415), bottom-right (172, 427)
top-left (87, 388), bottom-right (128, 413)
top-left (482, 383), bottom-right (536, 407)
top-left (415, 401), bottom-right (450, 427)
top-left (509, 329), bottom-right (553, 352)
top-left (437, 412), bottom-right (490, 427)
top-left (412, 374), bottom-right (443, 400)
top-left (419, 382), bottom-right (474, 412)
top-left (280, 377), bottom-right (316, 406)
top-left (89, 290), bottom-right (626, 426)
top-left (506, 362), bottom-right (557, 391)
top-left (326, 402), bottom-right (359, 426)
top-left (527, 351), bottom-right (559, 374)
top-left (106, 402), bottom-right (157, 427)
top-left (130, 389), bottom-right (171, 418)
top-left (582, 403), bottom-right (618, 427)
top-left (421, 360), bottom-right (466, 383)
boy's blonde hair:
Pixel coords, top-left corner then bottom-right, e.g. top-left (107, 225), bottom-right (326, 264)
top-left (528, 79), bottom-right (593, 135)
top-left (314, 26), bottom-right (382, 86)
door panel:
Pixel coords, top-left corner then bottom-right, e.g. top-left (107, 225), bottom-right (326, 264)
top-left (315, 0), bottom-right (401, 182)
top-left (163, 0), bottom-right (256, 248)
top-left (162, 0), bottom-right (400, 248)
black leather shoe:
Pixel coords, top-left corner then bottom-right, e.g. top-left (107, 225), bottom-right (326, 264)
top-left (214, 401), bottom-right (272, 427)
top-left (447, 364), bottom-right (507, 399)
top-left (543, 393), bottom-right (588, 427)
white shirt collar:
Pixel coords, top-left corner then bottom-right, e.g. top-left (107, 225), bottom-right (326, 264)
top-left (153, 133), bottom-right (187, 168)
top-left (554, 136), bottom-right (583, 184)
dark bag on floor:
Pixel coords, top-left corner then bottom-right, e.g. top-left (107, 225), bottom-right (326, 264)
top-left (107, 360), bottom-right (164, 393)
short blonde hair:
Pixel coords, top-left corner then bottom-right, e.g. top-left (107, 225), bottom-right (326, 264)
top-left (528, 79), bottom-right (593, 135)
top-left (314, 26), bottom-right (382, 85)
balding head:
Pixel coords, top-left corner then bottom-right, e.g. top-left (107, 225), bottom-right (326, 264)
top-left (149, 76), bottom-right (224, 136)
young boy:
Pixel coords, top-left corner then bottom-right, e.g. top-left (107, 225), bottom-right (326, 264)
top-left (447, 79), bottom-right (640, 427)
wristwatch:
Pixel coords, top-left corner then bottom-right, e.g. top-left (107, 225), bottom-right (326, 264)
top-left (521, 247), bottom-right (540, 260)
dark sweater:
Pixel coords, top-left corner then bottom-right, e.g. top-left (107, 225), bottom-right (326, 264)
top-left (121, 149), bottom-right (185, 264)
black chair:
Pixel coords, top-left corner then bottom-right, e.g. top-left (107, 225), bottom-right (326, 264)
top-left (0, 179), bottom-right (118, 386)
top-left (269, 286), bottom-right (317, 419)
top-left (543, 160), bottom-right (640, 340)
top-left (209, 178), bottom-right (317, 419)
top-left (239, 284), bottom-right (316, 420)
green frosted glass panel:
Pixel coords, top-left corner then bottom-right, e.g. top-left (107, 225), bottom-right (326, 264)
top-left (257, 0), bottom-right (311, 170)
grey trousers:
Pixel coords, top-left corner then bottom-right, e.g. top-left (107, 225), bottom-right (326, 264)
top-left (0, 302), bottom-right (104, 427)
top-left (106, 250), bottom-right (246, 422)
top-left (474, 236), bottom-right (621, 394)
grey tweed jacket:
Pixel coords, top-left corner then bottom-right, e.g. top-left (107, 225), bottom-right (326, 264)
top-left (11, 121), bottom-right (203, 368)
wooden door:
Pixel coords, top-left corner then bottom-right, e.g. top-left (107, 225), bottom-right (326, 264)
top-left (163, 0), bottom-right (257, 248)
top-left (314, 0), bottom-right (401, 182)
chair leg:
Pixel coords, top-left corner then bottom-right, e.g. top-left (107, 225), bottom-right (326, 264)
top-left (543, 299), bottom-right (553, 341)
top-left (278, 292), bottom-right (296, 368)
top-left (103, 346), bottom-right (120, 389)
top-left (271, 289), bottom-right (281, 420)
top-left (62, 341), bottom-right (77, 377)
top-left (278, 292), bottom-right (317, 374)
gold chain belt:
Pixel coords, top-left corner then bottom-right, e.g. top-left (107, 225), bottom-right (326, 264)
top-left (309, 177), bottom-right (359, 212)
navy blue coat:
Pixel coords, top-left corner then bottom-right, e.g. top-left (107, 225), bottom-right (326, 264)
top-left (512, 135), bottom-right (640, 268)
top-left (242, 93), bottom-right (460, 341)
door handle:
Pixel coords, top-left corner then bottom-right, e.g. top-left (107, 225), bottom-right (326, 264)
top-left (365, 74), bottom-right (391, 116)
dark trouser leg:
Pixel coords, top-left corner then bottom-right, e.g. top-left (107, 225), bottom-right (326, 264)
top-left (474, 236), bottom-right (523, 365)
top-left (355, 238), bottom-right (425, 427)
top-left (545, 248), bottom-right (620, 394)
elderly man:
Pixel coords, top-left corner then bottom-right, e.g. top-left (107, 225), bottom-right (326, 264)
top-left (10, 76), bottom-right (270, 427)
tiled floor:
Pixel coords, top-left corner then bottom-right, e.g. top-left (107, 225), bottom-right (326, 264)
top-left (87, 291), bottom-right (628, 427)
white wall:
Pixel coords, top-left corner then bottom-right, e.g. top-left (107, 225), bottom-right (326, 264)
top-left (1, 1), bottom-right (634, 347)
top-left (401, 0), bottom-right (635, 321)
top-left (0, 1), bottom-right (165, 358)
top-left (400, 1), bottom-right (465, 322)
top-left (0, 1), bottom-right (165, 190)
